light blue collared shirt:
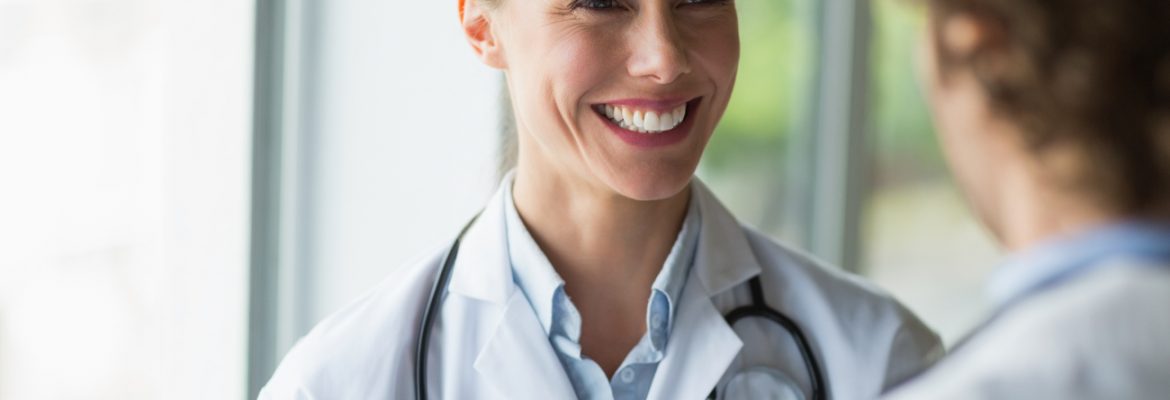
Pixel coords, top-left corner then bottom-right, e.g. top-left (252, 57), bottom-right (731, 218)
top-left (502, 184), bottom-right (701, 400)
top-left (989, 222), bottom-right (1170, 309)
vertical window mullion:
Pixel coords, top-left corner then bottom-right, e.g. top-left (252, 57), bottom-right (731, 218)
top-left (249, 0), bottom-right (309, 397)
top-left (802, 0), bottom-right (874, 271)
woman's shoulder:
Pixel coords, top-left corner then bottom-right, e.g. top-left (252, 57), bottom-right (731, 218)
top-left (737, 224), bottom-right (943, 387)
top-left (886, 264), bottom-right (1170, 400)
top-left (738, 224), bottom-right (891, 300)
top-left (259, 244), bottom-right (449, 398)
top-left (694, 181), bottom-right (911, 311)
top-left (739, 223), bottom-right (935, 327)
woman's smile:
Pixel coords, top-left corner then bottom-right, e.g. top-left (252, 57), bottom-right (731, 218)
top-left (591, 97), bottom-right (703, 148)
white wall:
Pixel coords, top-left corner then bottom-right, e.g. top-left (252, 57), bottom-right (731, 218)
top-left (297, 0), bottom-right (502, 330)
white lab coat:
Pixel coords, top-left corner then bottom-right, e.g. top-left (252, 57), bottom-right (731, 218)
top-left (260, 179), bottom-right (943, 400)
top-left (882, 259), bottom-right (1170, 400)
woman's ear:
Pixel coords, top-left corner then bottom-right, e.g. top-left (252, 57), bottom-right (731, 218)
top-left (941, 14), bottom-right (985, 59)
top-left (925, 10), bottom-right (998, 88)
top-left (462, 1), bottom-right (507, 69)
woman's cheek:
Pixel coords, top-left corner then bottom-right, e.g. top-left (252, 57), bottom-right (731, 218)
top-left (550, 37), bottom-right (621, 106)
top-left (684, 21), bottom-right (738, 72)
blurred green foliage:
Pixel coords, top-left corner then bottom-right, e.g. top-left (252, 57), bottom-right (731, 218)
top-left (704, 0), bottom-right (944, 184)
top-left (871, 0), bottom-right (946, 183)
top-left (702, 0), bottom-right (813, 170)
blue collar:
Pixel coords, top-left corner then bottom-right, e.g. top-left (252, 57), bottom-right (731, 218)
top-left (989, 222), bottom-right (1170, 308)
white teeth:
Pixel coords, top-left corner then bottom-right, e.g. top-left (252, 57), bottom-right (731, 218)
top-left (601, 103), bottom-right (687, 134)
top-left (644, 111), bottom-right (660, 132)
top-left (659, 111), bottom-right (675, 130)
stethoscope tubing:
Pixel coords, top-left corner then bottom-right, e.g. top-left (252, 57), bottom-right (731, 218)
top-left (710, 277), bottom-right (826, 400)
top-left (415, 216), bottom-right (478, 400)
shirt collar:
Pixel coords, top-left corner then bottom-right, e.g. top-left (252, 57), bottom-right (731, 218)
top-left (988, 221), bottom-right (1170, 307)
top-left (502, 176), bottom-right (701, 339)
top-left (647, 189), bottom-right (701, 350)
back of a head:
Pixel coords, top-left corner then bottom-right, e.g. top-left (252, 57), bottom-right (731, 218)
top-left (927, 0), bottom-right (1170, 216)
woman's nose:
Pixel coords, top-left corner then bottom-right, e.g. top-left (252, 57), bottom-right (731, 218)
top-left (627, 14), bottom-right (692, 85)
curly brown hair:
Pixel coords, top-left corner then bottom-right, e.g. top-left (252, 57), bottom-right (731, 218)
top-left (926, 0), bottom-right (1170, 214)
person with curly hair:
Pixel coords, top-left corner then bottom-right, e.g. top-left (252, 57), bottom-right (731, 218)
top-left (884, 1), bottom-right (1170, 398)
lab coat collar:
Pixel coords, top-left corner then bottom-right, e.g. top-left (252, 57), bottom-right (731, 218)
top-left (989, 222), bottom-right (1170, 308)
top-left (640, 179), bottom-right (760, 398)
top-left (473, 291), bottom-right (578, 400)
top-left (691, 178), bottom-right (764, 297)
top-left (646, 255), bottom-right (746, 399)
top-left (449, 173), bottom-right (575, 398)
top-left (446, 175), bottom-right (516, 305)
top-left (447, 175), bottom-right (764, 305)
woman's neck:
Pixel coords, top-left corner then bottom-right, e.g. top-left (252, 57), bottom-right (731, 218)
top-left (991, 157), bottom-right (1128, 252)
top-left (510, 149), bottom-right (693, 377)
top-left (510, 158), bottom-right (691, 288)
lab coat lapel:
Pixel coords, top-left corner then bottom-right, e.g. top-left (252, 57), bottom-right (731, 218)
top-left (690, 178), bottom-right (763, 295)
top-left (646, 179), bottom-right (763, 399)
top-left (474, 292), bottom-right (577, 400)
top-left (447, 176), bottom-right (513, 305)
top-left (444, 174), bottom-right (576, 398)
top-left (646, 268), bottom-right (744, 400)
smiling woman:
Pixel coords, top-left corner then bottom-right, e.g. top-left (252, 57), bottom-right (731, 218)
top-left (468, 0), bottom-right (740, 202)
top-left (259, 1), bottom-right (942, 399)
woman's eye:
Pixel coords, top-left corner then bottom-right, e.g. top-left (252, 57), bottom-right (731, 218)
top-left (572, 0), bottom-right (622, 10)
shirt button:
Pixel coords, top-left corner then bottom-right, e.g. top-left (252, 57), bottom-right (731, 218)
top-left (619, 368), bottom-right (636, 383)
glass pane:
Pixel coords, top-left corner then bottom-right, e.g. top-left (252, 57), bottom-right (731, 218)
top-left (0, 1), bottom-right (251, 398)
top-left (698, 0), bottom-right (816, 243)
top-left (863, 0), bottom-right (1001, 343)
top-left (296, 1), bottom-right (503, 329)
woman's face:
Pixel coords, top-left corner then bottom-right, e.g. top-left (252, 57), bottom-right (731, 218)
top-left (484, 0), bottom-right (740, 201)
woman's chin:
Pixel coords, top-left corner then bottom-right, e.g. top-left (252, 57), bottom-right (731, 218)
top-left (578, 143), bottom-right (705, 202)
top-left (598, 165), bottom-right (697, 202)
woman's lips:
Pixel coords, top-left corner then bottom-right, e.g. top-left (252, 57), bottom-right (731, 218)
top-left (593, 97), bottom-right (702, 148)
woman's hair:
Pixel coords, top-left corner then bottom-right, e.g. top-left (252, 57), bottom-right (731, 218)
top-left (927, 0), bottom-right (1170, 214)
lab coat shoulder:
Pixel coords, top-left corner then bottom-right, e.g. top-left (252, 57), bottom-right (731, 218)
top-left (883, 259), bottom-right (1170, 400)
top-left (739, 225), bottom-right (945, 392)
top-left (259, 246), bottom-right (448, 400)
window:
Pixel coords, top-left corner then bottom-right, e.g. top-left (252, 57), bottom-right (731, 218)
top-left (698, 0), bottom-right (816, 244)
top-left (0, 1), bottom-right (252, 398)
top-left (700, 0), bottom-right (1002, 343)
top-left (244, 2), bottom-right (504, 395)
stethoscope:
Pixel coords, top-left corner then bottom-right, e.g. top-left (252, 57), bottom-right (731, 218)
top-left (414, 216), bottom-right (826, 400)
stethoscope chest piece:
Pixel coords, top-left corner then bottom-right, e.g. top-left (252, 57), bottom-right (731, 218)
top-left (721, 366), bottom-right (806, 400)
